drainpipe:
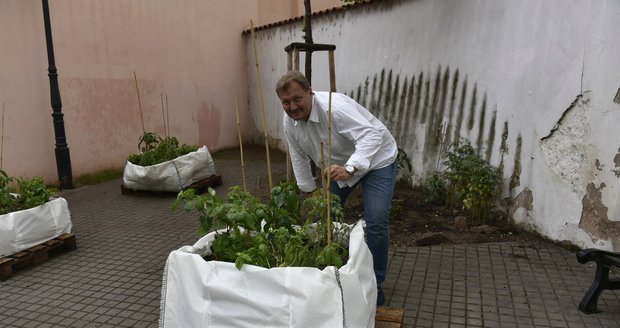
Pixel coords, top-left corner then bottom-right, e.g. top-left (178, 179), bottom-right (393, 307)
top-left (42, 0), bottom-right (73, 189)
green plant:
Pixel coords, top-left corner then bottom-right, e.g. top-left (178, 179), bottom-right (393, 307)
top-left (127, 132), bottom-right (198, 166)
top-left (442, 139), bottom-right (502, 224)
top-left (389, 198), bottom-right (403, 220)
top-left (173, 182), bottom-right (350, 270)
top-left (0, 170), bottom-right (56, 215)
top-left (421, 171), bottom-right (447, 205)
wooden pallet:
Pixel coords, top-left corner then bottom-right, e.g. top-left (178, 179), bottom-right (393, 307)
top-left (121, 174), bottom-right (223, 196)
top-left (376, 306), bottom-right (405, 328)
top-left (0, 233), bottom-right (77, 281)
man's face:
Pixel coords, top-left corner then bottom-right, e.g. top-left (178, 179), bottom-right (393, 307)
top-left (278, 82), bottom-right (313, 122)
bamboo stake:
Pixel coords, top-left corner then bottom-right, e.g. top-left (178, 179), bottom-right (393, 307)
top-left (0, 102), bottom-right (4, 170)
top-left (326, 93), bottom-right (332, 245)
top-left (326, 50), bottom-right (337, 244)
top-left (250, 20), bottom-right (273, 190)
top-left (320, 141), bottom-right (332, 245)
top-left (235, 96), bottom-right (247, 192)
top-left (285, 48), bottom-right (293, 183)
top-left (160, 93), bottom-right (167, 137)
top-left (133, 72), bottom-right (145, 134)
top-left (165, 94), bottom-right (170, 137)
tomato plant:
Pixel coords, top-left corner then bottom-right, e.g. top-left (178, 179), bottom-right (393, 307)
top-left (0, 170), bottom-right (56, 215)
top-left (173, 182), bottom-right (351, 270)
top-left (127, 132), bottom-right (198, 166)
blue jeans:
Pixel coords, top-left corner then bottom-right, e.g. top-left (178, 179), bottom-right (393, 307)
top-left (330, 160), bottom-right (397, 286)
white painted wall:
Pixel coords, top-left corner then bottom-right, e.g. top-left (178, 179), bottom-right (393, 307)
top-left (245, 0), bottom-right (620, 250)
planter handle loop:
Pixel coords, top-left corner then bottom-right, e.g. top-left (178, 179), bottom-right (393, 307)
top-left (335, 267), bottom-right (347, 328)
top-left (171, 161), bottom-right (183, 190)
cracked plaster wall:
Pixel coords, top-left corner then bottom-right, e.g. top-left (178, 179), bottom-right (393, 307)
top-left (540, 92), bottom-right (594, 197)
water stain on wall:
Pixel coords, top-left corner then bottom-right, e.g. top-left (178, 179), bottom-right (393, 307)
top-left (509, 135), bottom-right (522, 191)
top-left (347, 66), bottom-right (516, 185)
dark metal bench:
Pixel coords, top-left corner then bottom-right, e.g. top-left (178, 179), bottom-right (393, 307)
top-left (576, 248), bottom-right (620, 314)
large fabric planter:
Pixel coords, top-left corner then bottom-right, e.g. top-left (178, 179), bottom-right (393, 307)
top-left (123, 146), bottom-right (217, 192)
top-left (0, 197), bottom-right (72, 257)
top-left (159, 222), bottom-right (377, 328)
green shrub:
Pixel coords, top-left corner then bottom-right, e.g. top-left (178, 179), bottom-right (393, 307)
top-left (127, 132), bottom-right (198, 166)
top-left (0, 170), bottom-right (56, 215)
top-left (443, 139), bottom-right (502, 224)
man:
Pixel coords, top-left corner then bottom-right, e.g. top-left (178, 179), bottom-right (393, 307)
top-left (276, 70), bottom-right (398, 305)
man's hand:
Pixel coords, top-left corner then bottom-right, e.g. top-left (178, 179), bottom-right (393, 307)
top-left (324, 164), bottom-right (352, 181)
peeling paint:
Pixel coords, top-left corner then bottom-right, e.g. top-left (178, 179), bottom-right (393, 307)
top-left (511, 187), bottom-right (533, 211)
top-left (594, 159), bottom-right (603, 170)
top-left (613, 148), bottom-right (620, 178)
top-left (615, 87), bottom-right (620, 104)
top-left (579, 182), bottom-right (620, 248)
top-left (540, 92), bottom-right (592, 195)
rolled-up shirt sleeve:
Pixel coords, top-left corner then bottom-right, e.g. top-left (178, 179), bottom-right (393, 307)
top-left (333, 102), bottom-right (383, 174)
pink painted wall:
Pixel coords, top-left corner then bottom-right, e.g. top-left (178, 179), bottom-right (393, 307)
top-left (0, 0), bottom-right (340, 184)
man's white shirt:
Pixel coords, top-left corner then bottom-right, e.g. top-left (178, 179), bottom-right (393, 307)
top-left (283, 91), bottom-right (398, 192)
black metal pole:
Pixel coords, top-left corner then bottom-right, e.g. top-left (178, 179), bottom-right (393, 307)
top-left (42, 0), bottom-right (73, 189)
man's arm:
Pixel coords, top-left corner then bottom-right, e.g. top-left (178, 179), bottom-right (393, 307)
top-left (284, 124), bottom-right (317, 193)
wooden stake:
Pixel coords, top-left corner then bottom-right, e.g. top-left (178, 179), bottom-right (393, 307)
top-left (321, 142), bottom-right (332, 245)
top-left (133, 72), bottom-right (145, 134)
top-left (0, 102), bottom-right (4, 170)
top-left (327, 49), bottom-right (337, 244)
top-left (235, 96), bottom-right (247, 192)
top-left (250, 20), bottom-right (273, 191)
top-left (160, 93), bottom-right (167, 138)
top-left (165, 94), bottom-right (170, 137)
top-left (327, 92), bottom-right (333, 245)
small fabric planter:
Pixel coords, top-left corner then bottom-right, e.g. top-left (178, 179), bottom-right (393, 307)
top-left (0, 197), bottom-right (72, 257)
top-left (123, 146), bottom-right (217, 192)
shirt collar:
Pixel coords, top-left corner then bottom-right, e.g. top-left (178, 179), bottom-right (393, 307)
top-left (308, 94), bottom-right (320, 123)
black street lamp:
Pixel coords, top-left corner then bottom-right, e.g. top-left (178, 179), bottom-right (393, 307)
top-left (42, 0), bottom-right (73, 189)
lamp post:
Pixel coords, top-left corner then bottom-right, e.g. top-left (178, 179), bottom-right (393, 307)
top-left (42, 0), bottom-right (73, 189)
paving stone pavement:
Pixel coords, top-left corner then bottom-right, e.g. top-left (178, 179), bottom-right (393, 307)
top-left (1, 147), bottom-right (619, 327)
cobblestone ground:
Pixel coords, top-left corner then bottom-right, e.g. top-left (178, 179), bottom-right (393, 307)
top-left (0, 146), bottom-right (619, 327)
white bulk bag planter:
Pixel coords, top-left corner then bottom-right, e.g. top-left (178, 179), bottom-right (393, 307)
top-left (0, 197), bottom-right (72, 257)
top-left (123, 146), bottom-right (217, 192)
top-left (159, 222), bottom-right (377, 328)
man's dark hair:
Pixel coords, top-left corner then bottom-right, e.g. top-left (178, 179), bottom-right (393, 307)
top-left (275, 70), bottom-right (310, 95)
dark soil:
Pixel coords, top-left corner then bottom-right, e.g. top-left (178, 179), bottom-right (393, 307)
top-left (342, 182), bottom-right (549, 247)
